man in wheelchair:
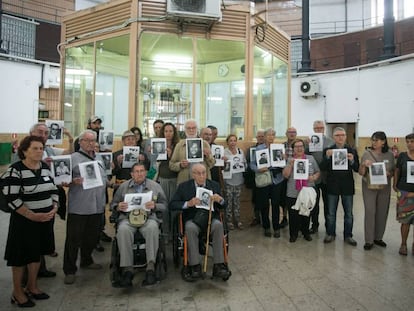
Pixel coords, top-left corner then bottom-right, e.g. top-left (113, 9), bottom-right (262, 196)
top-left (170, 163), bottom-right (231, 281)
top-left (110, 163), bottom-right (167, 287)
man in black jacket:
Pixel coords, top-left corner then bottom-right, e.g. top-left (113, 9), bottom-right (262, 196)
top-left (169, 163), bottom-right (231, 281)
top-left (320, 127), bottom-right (359, 246)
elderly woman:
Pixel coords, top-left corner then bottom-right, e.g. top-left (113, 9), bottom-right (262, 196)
top-left (359, 131), bottom-right (395, 250)
top-left (2, 135), bottom-right (58, 307)
top-left (393, 133), bottom-right (414, 256)
top-left (283, 139), bottom-right (320, 242)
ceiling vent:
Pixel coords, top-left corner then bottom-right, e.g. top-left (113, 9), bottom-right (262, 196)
top-left (167, 0), bottom-right (222, 21)
top-left (299, 78), bottom-right (319, 97)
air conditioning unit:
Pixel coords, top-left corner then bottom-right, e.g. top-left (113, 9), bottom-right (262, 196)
top-left (167, 0), bottom-right (222, 21)
top-left (299, 79), bottom-right (319, 97)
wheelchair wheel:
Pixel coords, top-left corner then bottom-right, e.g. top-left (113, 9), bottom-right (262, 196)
top-left (109, 238), bottom-right (122, 287)
top-left (155, 242), bottom-right (167, 281)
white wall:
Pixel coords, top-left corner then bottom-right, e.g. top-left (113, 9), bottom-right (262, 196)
top-left (75, 0), bottom-right (108, 11)
top-left (0, 60), bottom-right (42, 133)
top-left (291, 55), bottom-right (414, 140)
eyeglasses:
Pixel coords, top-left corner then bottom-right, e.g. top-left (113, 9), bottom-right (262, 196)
top-left (334, 134), bottom-right (346, 137)
top-left (287, 131), bottom-right (297, 134)
top-left (186, 126), bottom-right (197, 130)
top-left (81, 139), bottom-right (96, 143)
top-left (313, 127), bottom-right (324, 130)
top-left (294, 145), bottom-right (304, 149)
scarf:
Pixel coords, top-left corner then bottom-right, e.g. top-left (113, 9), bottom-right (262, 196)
top-left (295, 155), bottom-right (308, 191)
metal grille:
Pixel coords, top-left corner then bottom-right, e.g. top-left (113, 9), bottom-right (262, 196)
top-left (1, 15), bottom-right (36, 58)
top-left (170, 0), bottom-right (206, 13)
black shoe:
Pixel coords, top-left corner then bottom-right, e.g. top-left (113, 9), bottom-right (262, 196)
top-left (279, 217), bottom-right (288, 228)
top-left (25, 291), bottom-right (50, 300)
top-left (142, 270), bottom-right (156, 286)
top-left (289, 236), bottom-right (297, 243)
top-left (364, 243), bottom-right (374, 250)
top-left (273, 230), bottom-right (280, 238)
top-left (212, 263), bottom-right (231, 280)
top-left (37, 270), bottom-right (56, 278)
top-left (345, 237), bottom-right (357, 246)
top-left (119, 271), bottom-right (133, 288)
top-left (100, 231), bottom-right (112, 242)
top-left (190, 264), bottom-right (202, 279)
top-left (95, 243), bottom-right (104, 252)
top-left (374, 240), bottom-right (387, 247)
top-left (264, 229), bottom-right (271, 237)
top-left (309, 226), bottom-right (318, 234)
top-left (250, 218), bottom-right (260, 226)
top-left (304, 235), bottom-right (312, 241)
top-left (11, 295), bottom-right (35, 308)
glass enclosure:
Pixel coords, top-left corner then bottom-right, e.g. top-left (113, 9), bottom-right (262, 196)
top-left (63, 32), bottom-right (288, 139)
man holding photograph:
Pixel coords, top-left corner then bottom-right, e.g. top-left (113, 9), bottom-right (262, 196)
top-left (110, 163), bottom-right (167, 287)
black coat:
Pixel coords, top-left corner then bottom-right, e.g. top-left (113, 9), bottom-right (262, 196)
top-left (320, 144), bottom-right (359, 195)
top-left (169, 179), bottom-right (225, 223)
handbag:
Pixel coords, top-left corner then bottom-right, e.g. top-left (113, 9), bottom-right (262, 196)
top-left (128, 209), bottom-right (148, 227)
top-left (192, 209), bottom-right (209, 231)
top-left (254, 170), bottom-right (272, 188)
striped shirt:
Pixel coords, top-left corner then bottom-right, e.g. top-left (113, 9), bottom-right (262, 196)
top-left (2, 161), bottom-right (58, 211)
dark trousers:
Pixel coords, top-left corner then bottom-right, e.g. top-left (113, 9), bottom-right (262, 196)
top-left (286, 197), bottom-right (311, 238)
top-left (310, 182), bottom-right (328, 230)
top-left (256, 182), bottom-right (283, 231)
top-left (63, 213), bottom-right (101, 275)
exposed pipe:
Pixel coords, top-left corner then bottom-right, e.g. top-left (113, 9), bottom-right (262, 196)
top-left (298, 0), bottom-right (313, 72)
top-left (381, 0), bottom-right (397, 59)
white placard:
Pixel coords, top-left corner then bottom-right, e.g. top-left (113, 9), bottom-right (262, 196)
top-left (256, 149), bottom-right (270, 169)
top-left (196, 187), bottom-right (213, 210)
top-left (212, 144), bottom-right (224, 166)
top-left (96, 152), bottom-right (112, 175)
top-left (332, 149), bottom-right (348, 170)
top-left (407, 162), bottom-right (414, 184)
top-left (45, 120), bottom-right (64, 146)
top-left (124, 191), bottom-right (153, 212)
top-left (293, 159), bottom-right (309, 180)
top-left (231, 154), bottom-right (245, 173)
top-left (223, 160), bottom-right (232, 179)
top-left (151, 138), bottom-right (167, 160)
top-left (369, 162), bottom-right (387, 185)
top-left (79, 161), bottom-right (103, 189)
top-left (186, 138), bottom-right (203, 163)
top-left (270, 143), bottom-right (286, 167)
top-left (123, 146), bottom-right (140, 168)
top-left (99, 130), bottom-right (114, 151)
top-left (309, 133), bottom-right (323, 152)
top-left (50, 155), bottom-right (72, 185)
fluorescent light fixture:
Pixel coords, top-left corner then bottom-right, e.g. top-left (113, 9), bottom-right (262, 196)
top-left (64, 102), bottom-right (72, 107)
top-left (65, 78), bottom-right (81, 85)
top-left (254, 78), bottom-right (265, 84)
top-left (207, 96), bottom-right (223, 101)
top-left (153, 55), bottom-right (192, 71)
top-left (105, 92), bottom-right (113, 96)
top-left (95, 91), bottom-right (104, 96)
top-left (66, 68), bottom-right (91, 76)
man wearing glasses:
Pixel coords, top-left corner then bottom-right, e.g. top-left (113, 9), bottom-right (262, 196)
top-left (305, 120), bottom-right (334, 234)
top-left (320, 127), bottom-right (359, 246)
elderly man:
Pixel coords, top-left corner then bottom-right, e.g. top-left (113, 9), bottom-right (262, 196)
top-left (306, 120), bottom-right (334, 234)
top-left (321, 127), bottom-right (359, 246)
top-left (110, 163), bottom-right (167, 287)
top-left (169, 119), bottom-right (215, 184)
top-left (169, 164), bottom-right (231, 281)
top-left (63, 130), bottom-right (108, 285)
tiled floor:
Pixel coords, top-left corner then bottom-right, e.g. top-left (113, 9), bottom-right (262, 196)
top-left (1, 178), bottom-right (414, 310)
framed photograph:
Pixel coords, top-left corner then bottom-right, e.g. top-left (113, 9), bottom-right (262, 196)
top-left (196, 187), bottom-right (213, 210)
top-left (231, 154), bottom-right (245, 174)
top-left (270, 143), bottom-right (286, 167)
top-left (78, 161), bottom-right (103, 190)
top-left (249, 147), bottom-right (257, 165)
top-left (96, 152), bottom-right (112, 175)
top-left (124, 191), bottom-right (153, 212)
top-left (211, 144), bottom-right (224, 166)
top-left (332, 149), bottom-right (348, 170)
top-left (186, 138), bottom-right (203, 163)
top-left (123, 146), bottom-right (140, 168)
top-left (293, 159), bottom-right (309, 180)
top-left (309, 133), bottom-right (323, 152)
top-left (50, 155), bottom-right (72, 185)
top-left (255, 149), bottom-right (270, 169)
top-left (407, 162), bottom-right (414, 184)
top-left (99, 130), bottom-right (114, 151)
top-left (45, 120), bottom-right (64, 146)
top-left (151, 138), bottom-right (167, 160)
top-left (369, 162), bottom-right (387, 185)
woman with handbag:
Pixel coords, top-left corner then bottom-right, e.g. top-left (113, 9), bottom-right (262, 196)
top-left (393, 133), bottom-right (414, 256)
top-left (359, 131), bottom-right (395, 251)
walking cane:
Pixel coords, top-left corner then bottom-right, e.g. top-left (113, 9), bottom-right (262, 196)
top-left (203, 197), bottom-right (214, 273)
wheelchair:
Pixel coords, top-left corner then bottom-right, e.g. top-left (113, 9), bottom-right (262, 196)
top-left (109, 210), bottom-right (167, 288)
top-left (172, 210), bottom-right (230, 281)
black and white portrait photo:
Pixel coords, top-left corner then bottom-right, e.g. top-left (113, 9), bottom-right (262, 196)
top-left (332, 149), bottom-right (348, 170)
top-left (211, 144), bottom-right (224, 166)
top-left (78, 160), bottom-right (103, 190)
top-left (51, 155), bottom-right (72, 185)
top-left (195, 187), bottom-right (213, 210)
top-left (96, 152), bottom-right (112, 175)
top-left (369, 162), bottom-right (387, 185)
top-left (293, 158), bottom-right (309, 180)
top-left (151, 138), bottom-right (167, 160)
top-left (124, 192), bottom-right (152, 212)
top-left (186, 138), bottom-right (203, 162)
top-left (270, 143), bottom-right (286, 168)
top-left (99, 130), bottom-right (114, 151)
top-left (255, 149), bottom-right (270, 169)
top-left (309, 133), bottom-right (323, 152)
top-left (45, 119), bottom-right (64, 145)
top-left (122, 146), bottom-right (140, 168)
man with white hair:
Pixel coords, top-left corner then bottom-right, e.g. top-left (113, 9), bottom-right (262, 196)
top-left (169, 119), bottom-right (215, 184)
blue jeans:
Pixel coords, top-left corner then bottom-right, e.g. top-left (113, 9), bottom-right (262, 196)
top-left (326, 194), bottom-right (354, 238)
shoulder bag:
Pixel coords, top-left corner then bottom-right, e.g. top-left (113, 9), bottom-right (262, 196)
top-left (255, 170), bottom-right (272, 188)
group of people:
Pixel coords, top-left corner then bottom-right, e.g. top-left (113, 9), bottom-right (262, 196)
top-left (3, 116), bottom-right (414, 307)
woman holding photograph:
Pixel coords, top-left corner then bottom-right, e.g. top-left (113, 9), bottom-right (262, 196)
top-left (359, 131), bottom-right (395, 251)
top-left (157, 122), bottom-right (180, 239)
top-left (393, 133), bottom-right (414, 256)
top-left (223, 134), bottom-right (245, 230)
top-left (282, 139), bottom-right (320, 242)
